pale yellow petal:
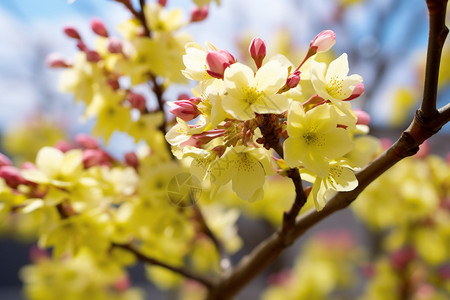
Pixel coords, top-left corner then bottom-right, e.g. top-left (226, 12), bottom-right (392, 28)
top-left (252, 94), bottom-right (289, 114)
top-left (231, 153), bottom-right (265, 201)
top-left (36, 147), bottom-right (64, 178)
top-left (255, 60), bottom-right (287, 94)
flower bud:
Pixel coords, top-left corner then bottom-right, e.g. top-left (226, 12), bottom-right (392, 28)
top-left (249, 38), bottom-right (266, 69)
top-left (107, 37), bottom-right (123, 53)
top-left (125, 152), bottom-right (139, 169)
top-left (180, 129), bottom-right (226, 148)
top-left (76, 133), bottom-right (99, 149)
top-left (0, 153), bottom-right (12, 167)
top-left (45, 53), bottom-right (70, 68)
top-left (354, 109), bottom-right (370, 126)
top-left (0, 166), bottom-right (27, 188)
top-left (82, 149), bottom-right (112, 168)
top-left (169, 100), bottom-right (201, 121)
top-left (127, 92), bottom-right (147, 112)
top-left (190, 5), bottom-right (209, 22)
top-left (206, 50), bottom-right (235, 79)
top-left (389, 246), bottom-right (415, 271)
top-left (90, 18), bottom-right (108, 37)
top-left (158, 0), bottom-right (167, 6)
top-left (76, 40), bottom-right (88, 52)
top-left (54, 140), bottom-right (76, 152)
top-left (286, 71), bottom-right (301, 88)
top-left (344, 83), bottom-right (365, 101)
top-left (86, 50), bottom-right (102, 63)
top-left (310, 30), bottom-right (336, 53)
top-left (63, 26), bottom-right (81, 39)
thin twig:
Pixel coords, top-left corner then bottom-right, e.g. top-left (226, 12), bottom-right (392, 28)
top-left (112, 243), bottom-right (215, 288)
top-left (281, 168), bottom-right (307, 236)
top-left (193, 205), bottom-right (233, 272)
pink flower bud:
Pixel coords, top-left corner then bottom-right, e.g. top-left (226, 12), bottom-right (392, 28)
top-left (54, 140), bottom-right (76, 152)
top-left (310, 30), bottom-right (336, 53)
top-left (107, 78), bottom-right (120, 90)
top-left (90, 18), bottom-right (108, 37)
top-left (30, 245), bottom-right (49, 263)
top-left (180, 129), bottom-right (226, 148)
top-left (21, 162), bottom-right (36, 170)
top-left (389, 246), bottom-right (415, 271)
top-left (63, 26), bottom-right (81, 39)
top-left (76, 40), bottom-right (88, 52)
top-left (354, 109), bottom-right (371, 126)
top-left (86, 50), bottom-right (102, 62)
top-left (190, 5), bottom-right (209, 22)
top-left (249, 38), bottom-right (266, 69)
top-left (76, 133), bottom-right (99, 149)
top-left (114, 275), bottom-right (131, 292)
top-left (344, 83), bottom-right (365, 101)
top-left (206, 50), bottom-right (235, 79)
top-left (177, 93), bottom-right (190, 100)
top-left (189, 97), bottom-right (202, 105)
top-left (0, 153), bottom-right (12, 167)
top-left (45, 53), bottom-right (70, 68)
top-left (286, 71), bottom-right (301, 88)
top-left (170, 100), bottom-right (201, 121)
top-left (82, 149), bottom-right (112, 168)
top-left (107, 37), bottom-right (123, 53)
top-left (158, 0), bottom-right (167, 6)
top-left (127, 92), bottom-right (147, 112)
top-left (0, 166), bottom-right (27, 188)
top-left (124, 152), bottom-right (139, 169)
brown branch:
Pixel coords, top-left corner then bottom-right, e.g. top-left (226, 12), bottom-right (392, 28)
top-left (422, 0), bottom-right (449, 117)
top-left (204, 1), bottom-right (450, 298)
top-left (112, 243), bottom-right (215, 288)
top-left (281, 168), bottom-right (307, 236)
top-left (193, 205), bottom-right (233, 272)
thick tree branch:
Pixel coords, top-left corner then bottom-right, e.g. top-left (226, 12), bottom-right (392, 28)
top-left (112, 243), bottom-right (215, 289)
top-left (205, 1), bottom-right (449, 299)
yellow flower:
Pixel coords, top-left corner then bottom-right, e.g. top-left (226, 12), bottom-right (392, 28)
top-left (302, 159), bottom-right (358, 211)
top-left (284, 102), bottom-right (355, 177)
top-left (22, 147), bottom-right (83, 188)
top-left (310, 53), bottom-right (362, 103)
top-left (222, 61), bottom-right (289, 120)
top-left (210, 146), bottom-right (274, 201)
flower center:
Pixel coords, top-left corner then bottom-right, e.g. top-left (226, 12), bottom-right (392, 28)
top-left (244, 87), bottom-right (264, 105)
top-left (326, 75), bottom-right (345, 99)
top-left (236, 153), bottom-right (255, 172)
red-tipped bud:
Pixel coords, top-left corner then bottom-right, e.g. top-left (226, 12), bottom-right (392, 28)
top-left (249, 38), bottom-right (266, 69)
top-left (170, 100), bottom-right (201, 121)
top-left (76, 40), bottom-right (88, 52)
top-left (345, 83), bottom-right (365, 101)
top-left (21, 162), bottom-right (36, 170)
top-left (76, 133), bottom-right (99, 149)
top-left (125, 152), bottom-right (139, 169)
top-left (82, 149), bottom-right (112, 168)
top-left (158, 0), bottom-right (167, 6)
top-left (188, 97), bottom-right (202, 105)
top-left (180, 129), bottom-right (226, 148)
top-left (310, 30), bottom-right (336, 53)
top-left (86, 50), bottom-right (101, 62)
top-left (206, 50), bottom-right (235, 79)
top-left (63, 26), bottom-right (81, 39)
top-left (0, 153), bottom-right (12, 167)
top-left (90, 18), bottom-right (108, 37)
top-left (389, 246), bottom-right (415, 271)
top-left (107, 37), bottom-right (123, 53)
top-left (286, 71), bottom-right (301, 88)
top-left (177, 93), bottom-right (190, 100)
top-left (354, 109), bottom-right (371, 126)
top-left (0, 166), bottom-right (27, 188)
top-left (190, 5), bottom-right (209, 22)
top-left (127, 92), bottom-right (147, 112)
top-left (45, 53), bottom-right (70, 68)
top-left (54, 140), bottom-right (76, 152)
top-left (114, 275), bottom-right (131, 292)
top-left (30, 245), bottom-right (49, 263)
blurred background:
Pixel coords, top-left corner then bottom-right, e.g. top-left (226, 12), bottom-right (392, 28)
top-left (0, 0), bottom-right (448, 299)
